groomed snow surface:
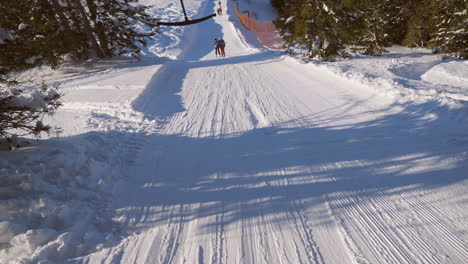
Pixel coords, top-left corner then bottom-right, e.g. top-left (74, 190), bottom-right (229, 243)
top-left (1, 0), bottom-right (468, 263)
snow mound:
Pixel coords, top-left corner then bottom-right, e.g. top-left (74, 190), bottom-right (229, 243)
top-left (306, 46), bottom-right (468, 115)
top-left (0, 134), bottom-right (121, 264)
top-left (389, 60), bottom-right (439, 80)
top-left (422, 60), bottom-right (468, 89)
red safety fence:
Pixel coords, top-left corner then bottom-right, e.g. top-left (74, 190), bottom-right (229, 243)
top-left (234, 8), bottom-right (284, 50)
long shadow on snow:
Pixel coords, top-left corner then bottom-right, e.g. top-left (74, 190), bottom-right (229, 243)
top-left (116, 0), bottom-right (467, 240)
top-left (131, 51), bottom-right (284, 120)
top-left (131, 0), bottom-right (284, 120)
top-left (131, 0), bottom-right (224, 119)
top-left (115, 100), bottom-right (468, 231)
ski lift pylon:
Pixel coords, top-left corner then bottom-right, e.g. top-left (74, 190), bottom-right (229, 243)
top-left (157, 0), bottom-right (216, 26)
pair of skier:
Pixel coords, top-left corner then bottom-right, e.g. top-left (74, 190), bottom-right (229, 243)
top-left (214, 38), bottom-right (226, 57)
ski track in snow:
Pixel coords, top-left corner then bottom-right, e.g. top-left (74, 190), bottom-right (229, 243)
top-left (11, 0), bottom-right (465, 263)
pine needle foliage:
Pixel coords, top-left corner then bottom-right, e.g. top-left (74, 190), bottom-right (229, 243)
top-left (272, 0), bottom-right (468, 60)
top-left (0, 0), bottom-right (158, 147)
top-left (430, 0), bottom-right (468, 59)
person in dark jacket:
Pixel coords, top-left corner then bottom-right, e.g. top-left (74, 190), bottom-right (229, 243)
top-left (214, 38), bottom-right (220, 56)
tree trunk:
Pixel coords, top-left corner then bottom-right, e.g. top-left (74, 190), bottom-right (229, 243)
top-left (49, 0), bottom-right (75, 52)
top-left (72, 0), bottom-right (105, 58)
top-left (85, 0), bottom-right (112, 56)
top-left (63, 0), bottom-right (88, 59)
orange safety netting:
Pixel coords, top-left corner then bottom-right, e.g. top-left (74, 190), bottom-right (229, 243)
top-left (234, 8), bottom-right (284, 50)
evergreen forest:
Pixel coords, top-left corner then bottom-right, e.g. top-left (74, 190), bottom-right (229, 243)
top-left (0, 0), bottom-right (157, 143)
top-left (271, 0), bottom-right (468, 60)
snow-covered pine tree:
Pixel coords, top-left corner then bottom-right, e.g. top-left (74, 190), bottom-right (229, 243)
top-left (272, 0), bottom-right (297, 47)
top-left (273, 0), bottom-right (354, 61)
top-left (401, 0), bottom-right (437, 48)
top-left (0, 1), bottom-right (64, 147)
top-left (88, 0), bottom-right (158, 58)
top-left (0, 81), bottom-right (62, 149)
top-left (305, 0), bottom-right (352, 60)
top-left (0, 30), bottom-right (62, 147)
top-left (382, 0), bottom-right (411, 45)
top-left (355, 0), bottom-right (408, 56)
top-left (430, 0), bottom-right (468, 59)
top-left (272, 0), bottom-right (466, 60)
top-left (0, 0), bottom-right (64, 70)
top-left (1, 0), bottom-right (158, 64)
top-left (0, 0), bottom-right (157, 147)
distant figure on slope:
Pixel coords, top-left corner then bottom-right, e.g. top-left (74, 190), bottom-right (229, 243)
top-left (217, 1), bottom-right (222, 15)
top-left (218, 38), bottom-right (226, 57)
top-left (214, 38), bottom-right (220, 57)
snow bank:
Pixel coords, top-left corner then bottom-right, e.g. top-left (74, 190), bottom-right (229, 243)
top-left (0, 134), bottom-right (121, 264)
top-left (303, 46), bottom-right (468, 116)
top-left (0, 0), bottom-right (193, 262)
top-left (422, 60), bottom-right (468, 89)
top-left (0, 17), bottom-right (162, 264)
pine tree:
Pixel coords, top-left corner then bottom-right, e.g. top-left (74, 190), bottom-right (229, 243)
top-left (0, 81), bottom-right (62, 149)
top-left (402, 0), bottom-right (437, 48)
top-left (305, 0), bottom-right (350, 60)
top-left (1, 0), bottom-right (158, 65)
top-left (355, 0), bottom-right (408, 56)
top-left (273, 0), bottom-right (354, 60)
top-left (0, 0), bottom-right (158, 147)
top-left (272, 0), bottom-right (298, 45)
top-left (382, 0), bottom-right (411, 44)
top-left (90, 0), bottom-right (158, 58)
top-left (272, 0), bottom-right (466, 60)
top-left (0, 0), bottom-right (64, 71)
top-left (0, 0), bottom-right (63, 147)
top-left (430, 0), bottom-right (468, 59)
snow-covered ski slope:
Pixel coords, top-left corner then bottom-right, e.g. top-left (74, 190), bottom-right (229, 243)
top-left (69, 0), bottom-right (468, 263)
top-left (2, 0), bottom-right (467, 263)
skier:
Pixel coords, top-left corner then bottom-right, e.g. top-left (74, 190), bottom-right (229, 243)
top-left (217, 1), bottom-right (222, 15)
top-left (214, 38), bottom-right (220, 57)
top-left (218, 38), bottom-right (226, 57)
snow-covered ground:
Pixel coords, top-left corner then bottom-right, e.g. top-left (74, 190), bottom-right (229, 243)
top-left (1, 0), bottom-right (467, 263)
top-left (315, 46), bottom-right (468, 114)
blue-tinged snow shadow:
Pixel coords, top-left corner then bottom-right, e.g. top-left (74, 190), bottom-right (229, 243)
top-left (179, 2), bottom-right (222, 62)
top-left (131, 0), bottom-right (286, 120)
top-left (131, 0), bottom-right (221, 120)
top-left (116, 99), bottom-right (468, 231)
top-left (36, 97), bottom-right (468, 262)
top-left (131, 50), bottom-right (284, 120)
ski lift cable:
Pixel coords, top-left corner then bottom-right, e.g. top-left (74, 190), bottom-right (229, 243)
top-left (157, 0), bottom-right (217, 26)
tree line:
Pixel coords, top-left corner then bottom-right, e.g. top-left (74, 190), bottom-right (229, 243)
top-left (271, 0), bottom-right (468, 60)
top-left (0, 0), bottom-right (157, 148)
top-left (1, 0), bottom-right (158, 72)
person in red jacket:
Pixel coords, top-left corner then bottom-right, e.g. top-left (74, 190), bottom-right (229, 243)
top-left (218, 38), bottom-right (226, 57)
